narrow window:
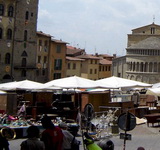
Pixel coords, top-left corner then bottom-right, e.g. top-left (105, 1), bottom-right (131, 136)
top-left (7, 29), bottom-right (12, 40)
top-left (105, 66), bottom-right (108, 71)
top-left (56, 45), bottom-right (61, 53)
top-left (8, 6), bottom-right (14, 17)
top-left (90, 69), bottom-right (92, 74)
top-left (54, 59), bottom-right (62, 70)
top-left (149, 63), bottom-right (153, 72)
top-left (151, 27), bottom-right (155, 34)
top-left (108, 66), bottom-right (111, 71)
top-left (73, 63), bottom-right (76, 69)
top-left (44, 40), bottom-right (48, 52)
top-left (39, 40), bottom-right (42, 51)
top-left (0, 28), bottom-right (2, 39)
top-left (21, 51), bottom-right (28, 57)
top-left (5, 53), bottom-right (10, 64)
top-left (25, 11), bottom-right (29, 20)
top-left (54, 73), bottom-right (61, 79)
top-left (95, 69), bottom-right (97, 74)
top-left (36, 69), bottom-right (40, 76)
top-left (68, 63), bottom-right (70, 69)
top-left (0, 4), bottom-right (4, 16)
top-left (38, 56), bottom-right (41, 63)
top-left (22, 58), bottom-right (27, 67)
top-left (21, 70), bottom-right (26, 77)
top-left (24, 30), bottom-right (27, 41)
top-left (44, 56), bottom-right (47, 63)
top-left (42, 69), bottom-right (45, 76)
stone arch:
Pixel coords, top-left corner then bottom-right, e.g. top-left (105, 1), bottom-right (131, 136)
top-left (21, 51), bottom-right (28, 57)
top-left (136, 75), bottom-right (141, 82)
top-left (130, 75), bottom-right (135, 80)
top-left (149, 76), bottom-right (157, 84)
top-left (143, 76), bottom-right (149, 83)
top-left (3, 74), bottom-right (12, 79)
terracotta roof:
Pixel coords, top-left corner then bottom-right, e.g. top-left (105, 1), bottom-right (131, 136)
top-left (37, 31), bottom-right (52, 37)
top-left (100, 59), bottom-right (112, 65)
top-left (127, 37), bottom-right (160, 50)
top-left (66, 56), bottom-right (84, 61)
top-left (77, 54), bottom-right (101, 59)
top-left (66, 46), bottom-right (85, 55)
top-left (52, 39), bottom-right (69, 44)
top-left (98, 54), bottom-right (113, 58)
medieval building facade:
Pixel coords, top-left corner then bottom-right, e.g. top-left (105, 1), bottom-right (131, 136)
top-left (0, 0), bottom-right (39, 82)
top-left (113, 23), bottom-right (160, 84)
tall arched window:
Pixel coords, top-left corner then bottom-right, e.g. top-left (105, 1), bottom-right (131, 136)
top-left (0, 28), bottom-right (2, 39)
top-left (21, 51), bottom-right (28, 57)
top-left (5, 53), bottom-right (10, 64)
top-left (7, 29), bottom-right (12, 40)
top-left (0, 4), bottom-right (4, 16)
top-left (130, 62), bottom-right (132, 71)
top-left (140, 62), bottom-right (143, 72)
top-left (149, 62), bottom-right (153, 72)
top-left (22, 58), bottom-right (27, 67)
top-left (137, 62), bottom-right (139, 72)
top-left (8, 6), bottom-right (14, 17)
top-left (133, 62), bottom-right (135, 71)
top-left (24, 30), bottom-right (27, 41)
top-left (25, 11), bottom-right (29, 20)
top-left (154, 62), bottom-right (157, 72)
top-left (144, 62), bottom-right (148, 72)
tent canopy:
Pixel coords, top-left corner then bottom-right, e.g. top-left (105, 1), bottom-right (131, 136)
top-left (95, 76), bottom-right (152, 88)
top-left (0, 80), bottom-right (44, 91)
top-left (146, 88), bottom-right (160, 96)
top-left (44, 76), bottom-right (99, 89)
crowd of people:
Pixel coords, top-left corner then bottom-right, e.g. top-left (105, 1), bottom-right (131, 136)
top-left (0, 115), bottom-right (145, 150)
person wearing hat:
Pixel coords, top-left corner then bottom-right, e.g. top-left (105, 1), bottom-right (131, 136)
top-left (59, 122), bottom-right (80, 150)
top-left (41, 115), bottom-right (63, 150)
top-left (20, 125), bottom-right (45, 150)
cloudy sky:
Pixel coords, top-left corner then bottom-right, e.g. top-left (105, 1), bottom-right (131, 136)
top-left (37, 0), bottom-right (160, 56)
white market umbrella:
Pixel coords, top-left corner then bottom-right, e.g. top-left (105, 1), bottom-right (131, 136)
top-left (44, 76), bottom-right (100, 89)
top-left (0, 80), bottom-right (44, 91)
top-left (152, 82), bottom-right (160, 88)
top-left (146, 88), bottom-right (160, 96)
top-left (96, 76), bottom-right (152, 88)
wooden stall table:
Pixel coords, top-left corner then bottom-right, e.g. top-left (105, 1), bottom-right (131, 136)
top-left (144, 113), bottom-right (160, 127)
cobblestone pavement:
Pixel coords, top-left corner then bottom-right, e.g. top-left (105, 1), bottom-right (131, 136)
top-left (9, 123), bottom-right (160, 150)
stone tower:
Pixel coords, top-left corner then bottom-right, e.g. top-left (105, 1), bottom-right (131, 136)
top-left (0, 0), bottom-right (39, 82)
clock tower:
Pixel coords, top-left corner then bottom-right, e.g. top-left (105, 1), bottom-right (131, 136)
top-left (0, 0), bottom-right (39, 82)
top-left (12, 0), bottom-right (39, 81)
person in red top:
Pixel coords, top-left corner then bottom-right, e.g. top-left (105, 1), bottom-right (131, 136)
top-left (41, 115), bottom-right (63, 150)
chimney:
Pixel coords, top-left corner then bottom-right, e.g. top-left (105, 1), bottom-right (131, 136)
top-left (113, 54), bottom-right (116, 58)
